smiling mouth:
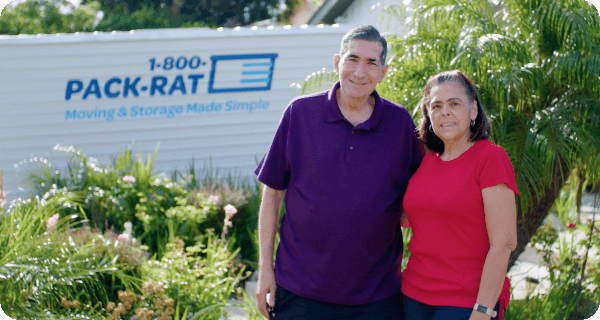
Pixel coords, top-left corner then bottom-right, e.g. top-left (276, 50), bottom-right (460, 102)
top-left (440, 123), bottom-right (456, 127)
top-left (349, 79), bottom-right (367, 85)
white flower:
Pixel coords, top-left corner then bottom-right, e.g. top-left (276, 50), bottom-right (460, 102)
top-left (123, 222), bottom-right (133, 237)
top-left (122, 176), bottom-right (136, 183)
top-left (117, 233), bottom-right (131, 243)
top-left (47, 213), bottom-right (59, 233)
top-left (208, 195), bottom-right (221, 206)
top-left (224, 204), bottom-right (237, 219)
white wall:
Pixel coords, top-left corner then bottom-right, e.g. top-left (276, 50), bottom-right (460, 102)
top-left (0, 25), bottom-right (351, 201)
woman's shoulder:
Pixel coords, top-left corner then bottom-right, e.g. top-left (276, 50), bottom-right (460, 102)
top-left (474, 139), bottom-right (509, 157)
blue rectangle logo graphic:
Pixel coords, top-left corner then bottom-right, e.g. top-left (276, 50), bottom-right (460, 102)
top-left (208, 53), bottom-right (278, 94)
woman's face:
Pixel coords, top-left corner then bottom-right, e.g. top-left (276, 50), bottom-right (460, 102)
top-left (427, 82), bottom-right (478, 145)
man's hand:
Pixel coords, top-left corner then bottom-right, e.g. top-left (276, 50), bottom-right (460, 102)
top-left (256, 267), bottom-right (277, 318)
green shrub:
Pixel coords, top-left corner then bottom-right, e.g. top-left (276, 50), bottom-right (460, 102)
top-left (505, 188), bottom-right (600, 320)
top-left (142, 233), bottom-right (250, 320)
top-left (0, 191), bottom-right (139, 320)
top-left (20, 144), bottom-right (262, 264)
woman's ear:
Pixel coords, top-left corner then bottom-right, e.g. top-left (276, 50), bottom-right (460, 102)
top-left (471, 100), bottom-right (479, 121)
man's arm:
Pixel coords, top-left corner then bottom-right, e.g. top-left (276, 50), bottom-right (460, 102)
top-left (256, 184), bottom-right (286, 318)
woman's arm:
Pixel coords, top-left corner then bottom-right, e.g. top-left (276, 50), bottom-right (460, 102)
top-left (470, 184), bottom-right (517, 320)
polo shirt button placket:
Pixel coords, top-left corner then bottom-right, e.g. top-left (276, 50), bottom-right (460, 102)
top-left (346, 129), bottom-right (355, 164)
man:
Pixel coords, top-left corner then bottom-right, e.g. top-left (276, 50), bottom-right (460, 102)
top-left (254, 25), bottom-right (423, 319)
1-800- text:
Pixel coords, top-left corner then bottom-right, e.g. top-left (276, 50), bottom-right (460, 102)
top-left (149, 56), bottom-right (206, 71)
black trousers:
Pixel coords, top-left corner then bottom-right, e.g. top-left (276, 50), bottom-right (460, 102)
top-left (269, 286), bottom-right (405, 320)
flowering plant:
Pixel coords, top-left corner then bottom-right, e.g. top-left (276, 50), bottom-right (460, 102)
top-left (101, 281), bottom-right (175, 320)
top-left (142, 233), bottom-right (249, 320)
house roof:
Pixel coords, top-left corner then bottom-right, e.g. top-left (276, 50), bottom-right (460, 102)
top-left (308, 0), bottom-right (356, 24)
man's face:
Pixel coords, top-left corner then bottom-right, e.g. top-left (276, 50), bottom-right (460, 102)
top-left (334, 39), bottom-right (388, 101)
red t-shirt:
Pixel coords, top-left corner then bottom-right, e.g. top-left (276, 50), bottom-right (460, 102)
top-left (402, 139), bottom-right (518, 308)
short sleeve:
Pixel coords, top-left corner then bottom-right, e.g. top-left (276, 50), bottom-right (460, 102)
top-left (254, 105), bottom-right (292, 190)
top-left (478, 143), bottom-right (519, 196)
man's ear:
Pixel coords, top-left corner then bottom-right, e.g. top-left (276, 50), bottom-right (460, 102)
top-left (380, 64), bottom-right (389, 82)
top-left (333, 54), bottom-right (341, 75)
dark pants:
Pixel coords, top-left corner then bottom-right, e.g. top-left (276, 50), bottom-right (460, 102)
top-left (403, 294), bottom-right (501, 320)
top-left (269, 286), bottom-right (405, 320)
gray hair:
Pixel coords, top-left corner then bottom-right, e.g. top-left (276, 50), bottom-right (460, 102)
top-left (340, 25), bottom-right (388, 65)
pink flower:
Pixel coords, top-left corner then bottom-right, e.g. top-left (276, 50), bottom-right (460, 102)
top-left (225, 219), bottom-right (233, 228)
top-left (122, 176), bottom-right (136, 183)
top-left (208, 195), bottom-right (221, 206)
top-left (47, 213), bottom-right (59, 233)
top-left (117, 233), bottom-right (131, 242)
top-left (0, 191), bottom-right (5, 206)
top-left (567, 223), bottom-right (576, 229)
top-left (224, 204), bottom-right (237, 219)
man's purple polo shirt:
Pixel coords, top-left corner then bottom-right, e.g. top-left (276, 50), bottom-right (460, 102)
top-left (255, 81), bottom-right (423, 305)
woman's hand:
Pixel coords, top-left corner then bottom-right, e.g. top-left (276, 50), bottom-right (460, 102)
top-left (469, 309), bottom-right (492, 320)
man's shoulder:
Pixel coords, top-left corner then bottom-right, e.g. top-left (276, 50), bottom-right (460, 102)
top-left (378, 96), bottom-right (412, 119)
top-left (290, 89), bottom-right (329, 105)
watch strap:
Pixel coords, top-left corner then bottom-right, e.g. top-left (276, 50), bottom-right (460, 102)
top-left (473, 303), bottom-right (497, 317)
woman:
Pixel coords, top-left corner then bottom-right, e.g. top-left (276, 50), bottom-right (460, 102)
top-left (401, 70), bottom-right (518, 320)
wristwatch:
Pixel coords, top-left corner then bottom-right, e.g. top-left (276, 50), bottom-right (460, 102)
top-left (473, 303), bottom-right (497, 317)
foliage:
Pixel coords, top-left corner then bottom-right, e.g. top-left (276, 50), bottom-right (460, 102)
top-left (3, 145), bottom-right (263, 319)
top-left (20, 143), bottom-right (262, 263)
top-left (93, 5), bottom-right (210, 31)
top-left (100, 282), bottom-right (176, 320)
top-left (142, 234), bottom-right (250, 320)
top-left (171, 157), bottom-right (263, 267)
top-left (276, 0), bottom-right (303, 24)
top-left (0, 192), bottom-right (139, 320)
top-left (292, 67), bottom-right (338, 96)
top-left (21, 144), bottom-right (183, 258)
top-left (191, 183), bottom-right (261, 264)
top-left (0, 0), bottom-right (101, 35)
top-left (505, 184), bottom-right (599, 320)
top-left (58, 225), bottom-right (150, 290)
top-left (234, 289), bottom-right (263, 320)
top-left (89, 0), bottom-right (280, 28)
top-left (400, 227), bottom-right (412, 270)
top-left (1, 0), bottom-right (296, 35)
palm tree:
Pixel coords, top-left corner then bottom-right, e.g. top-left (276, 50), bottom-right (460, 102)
top-left (378, 0), bottom-right (600, 268)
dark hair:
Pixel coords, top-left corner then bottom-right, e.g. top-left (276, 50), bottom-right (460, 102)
top-left (340, 25), bottom-right (388, 65)
top-left (419, 70), bottom-right (491, 154)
